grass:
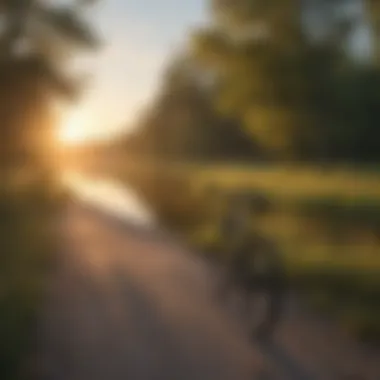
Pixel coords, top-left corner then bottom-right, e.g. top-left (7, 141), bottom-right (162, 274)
top-left (136, 160), bottom-right (380, 200)
top-left (119, 161), bottom-right (380, 345)
top-left (0, 172), bottom-right (61, 379)
top-left (286, 254), bottom-right (380, 344)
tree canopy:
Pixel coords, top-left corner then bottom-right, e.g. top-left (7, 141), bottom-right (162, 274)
top-left (116, 1), bottom-right (380, 164)
top-left (0, 0), bottom-right (99, 175)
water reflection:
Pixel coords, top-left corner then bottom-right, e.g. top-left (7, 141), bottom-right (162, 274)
top-left (62, 172), bottom-right (156, 227)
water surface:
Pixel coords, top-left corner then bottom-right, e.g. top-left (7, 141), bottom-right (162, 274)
top-left (63, 172), bottom-right (156, 228)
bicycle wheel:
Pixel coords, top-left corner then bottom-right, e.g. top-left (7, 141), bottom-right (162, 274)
top-left (241, 239), bottom-right (286, 339)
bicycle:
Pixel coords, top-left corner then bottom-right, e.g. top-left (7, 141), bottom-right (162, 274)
top-left (204, 188), bottom-right (286, 340)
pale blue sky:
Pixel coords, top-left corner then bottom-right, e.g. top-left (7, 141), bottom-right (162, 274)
top-left (62, 0), bottom-right (207, 142)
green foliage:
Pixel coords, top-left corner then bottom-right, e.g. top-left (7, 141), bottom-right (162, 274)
top-left (297, 196), bottom-right (380, 228)
top-left (117, 1), bottom-right (380, 164)
top-left (286, 254), bottom-right (380, 344)
top-left (122, 53), bottom-right (260, 162)
top-left (0, 0), bottom-right (100, 100)
top-left (189, 0), bottom-right (380, 162)
top-left (0, 177), bottom-right (61, 379)
top-left (0, 0), bottom-right (100, 54)
top-left (122, 165), bottom-right (205, 231)
top-left (192, 1), bottom-right (320, 156)
top-left (121, 162), bottom-right (380, 344)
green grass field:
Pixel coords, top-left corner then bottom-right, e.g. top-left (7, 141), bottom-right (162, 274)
top-left (120, 161), bottom-right (380, 345)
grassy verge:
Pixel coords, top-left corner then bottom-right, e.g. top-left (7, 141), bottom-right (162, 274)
top-left (0, 174), bottom-right (61, 379)
top-left (284, 250), bottom-right (380, 344)
top-left (120, 161), bottom-right (380, 345)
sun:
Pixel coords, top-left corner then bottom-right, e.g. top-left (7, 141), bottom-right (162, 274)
top-left (60, 126), bottom-right (84, 144)
top-left (58, 109), bottom-right (88, 145)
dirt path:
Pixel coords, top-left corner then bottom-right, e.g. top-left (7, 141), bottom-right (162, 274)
top-left (28, 202), bottom-right (379, 380)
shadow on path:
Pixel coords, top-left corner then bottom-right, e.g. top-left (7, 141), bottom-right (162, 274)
top-left (255, 337), bottom-right (318, 380)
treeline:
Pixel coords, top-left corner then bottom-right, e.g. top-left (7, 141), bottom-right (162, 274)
top-left (122, 0), bottom-right (380, 164)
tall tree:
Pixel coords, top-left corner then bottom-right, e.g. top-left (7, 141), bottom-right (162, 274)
top-left (0, 0), bottom-right (99, 176)
top-left (191, 0), bottom-right (358, 160)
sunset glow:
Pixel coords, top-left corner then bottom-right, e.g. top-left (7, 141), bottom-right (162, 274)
top-left (58, 109), bottom-right (89, 145)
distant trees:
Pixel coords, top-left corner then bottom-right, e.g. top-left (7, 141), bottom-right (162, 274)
top-left (120, 0), bottom-right (380, 164)
top-left (124, 53), bottom-right (260, 162)
top-left (190, 0), bottom-right (380, 162)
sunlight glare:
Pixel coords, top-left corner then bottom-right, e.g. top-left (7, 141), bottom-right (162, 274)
top-left (59, 109), bottom-right (88, 145)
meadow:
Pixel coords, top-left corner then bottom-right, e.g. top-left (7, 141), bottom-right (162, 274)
top-left (120, 161), bottom-right (380, 345)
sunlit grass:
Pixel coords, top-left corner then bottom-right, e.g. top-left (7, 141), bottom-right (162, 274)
top-left (120, 161), bottom-right (380, 344)
top-left (146, 161), bottom-right (380, 201)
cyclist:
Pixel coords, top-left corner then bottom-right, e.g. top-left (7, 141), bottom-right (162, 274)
top-left (217, 189), bottom-right (285, 338)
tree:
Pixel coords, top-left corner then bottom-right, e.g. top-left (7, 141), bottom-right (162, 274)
top-left (123, 52), bottom-right (260, 162)
top-left (193, 0), bottom-right (305, 157)
top-left (0, 0), bottom-right (99, 91)
top-left (191, 0), bottom-right (361, 160)
top-left (365, 0), bottom-right (380, 64)
top-left (0, 0), bottom-right (99, 176)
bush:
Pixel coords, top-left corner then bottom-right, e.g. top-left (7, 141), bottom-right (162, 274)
top-left (297, 196), bottom-right (380, 228)
top-left (0, 178), bottom-right (59, 379)
top-left (124, 167), bottom-right (206, 232)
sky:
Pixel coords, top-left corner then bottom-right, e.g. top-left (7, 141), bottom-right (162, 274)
top-left (61, 0), bottom-right (207, 143)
